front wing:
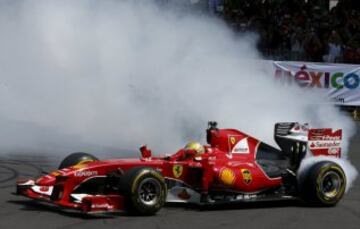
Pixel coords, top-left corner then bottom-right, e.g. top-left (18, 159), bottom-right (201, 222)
top-left (16, 179), bottom-right (125, 214)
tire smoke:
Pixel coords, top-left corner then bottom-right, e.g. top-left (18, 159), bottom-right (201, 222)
top-left (298, 156), bottom-right (358, 192)
top-left (0, 0), bottom-right (357, 190)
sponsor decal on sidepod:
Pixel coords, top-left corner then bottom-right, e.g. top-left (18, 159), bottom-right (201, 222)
top-left (74, 171), bottom-right (98, 177)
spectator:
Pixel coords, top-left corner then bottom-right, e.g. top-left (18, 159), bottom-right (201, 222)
top-left (303, 28), bottom-right (324, 62)
top-left (323, 30), bottom-right (343, 63)
top-left (207, 0), bottom-right (360, 63)
top-left (290, 27), bottom-right (305, 60)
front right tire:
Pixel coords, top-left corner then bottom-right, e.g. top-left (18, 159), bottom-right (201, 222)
top-left (58, 152), bottom-right (98, 169)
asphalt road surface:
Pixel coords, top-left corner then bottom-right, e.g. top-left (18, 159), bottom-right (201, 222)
top-left (0, 123), bottom-right (359, 229)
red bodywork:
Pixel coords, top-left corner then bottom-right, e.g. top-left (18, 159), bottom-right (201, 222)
top-left (16, 123), bottom-right (342, 213)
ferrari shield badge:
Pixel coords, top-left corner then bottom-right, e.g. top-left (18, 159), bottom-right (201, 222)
top-left (173, 164), bottom-right (183, 178)
top-left (241, 169), bottom-right (252, 184)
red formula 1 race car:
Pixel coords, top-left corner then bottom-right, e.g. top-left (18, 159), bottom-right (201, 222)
top-left (16, 122), bottom-right (346, 215)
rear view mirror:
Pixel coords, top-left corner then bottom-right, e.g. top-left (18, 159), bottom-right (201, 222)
top-left (140, 145), bottom-right (152, 159)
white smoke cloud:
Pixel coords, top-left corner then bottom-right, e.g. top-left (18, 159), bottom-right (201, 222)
top-left (0, 0), bottom-right (356, 169)
top-left (298, 156), bottom-right (358, 192)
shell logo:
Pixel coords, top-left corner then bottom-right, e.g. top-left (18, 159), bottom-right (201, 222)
top-left (219, 167), bottom-right (236, 186)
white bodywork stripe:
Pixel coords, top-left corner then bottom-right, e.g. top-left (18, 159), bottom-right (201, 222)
top-left (31, 186), bottom-right (54, 196)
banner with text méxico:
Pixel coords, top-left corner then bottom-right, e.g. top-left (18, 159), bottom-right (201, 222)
top-left (272, 61), bottom-right (360, 106)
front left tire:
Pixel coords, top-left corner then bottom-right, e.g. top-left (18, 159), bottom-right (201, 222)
top-left (120, 167), bottom-right (167, 215)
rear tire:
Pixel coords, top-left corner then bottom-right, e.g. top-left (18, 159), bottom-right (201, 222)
top-left (120, 167), bottom-right (167, 215)
top-left (299, 161), bottom-right (346, 206)
top-left (58, 152), bottom-right (98, 169)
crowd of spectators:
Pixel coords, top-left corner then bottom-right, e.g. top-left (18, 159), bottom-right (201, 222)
top-left (208, 0), bottom-right (360, 64)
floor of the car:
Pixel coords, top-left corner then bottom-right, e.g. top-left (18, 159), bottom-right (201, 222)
top-left (256, 159), bottom-right (290, 178)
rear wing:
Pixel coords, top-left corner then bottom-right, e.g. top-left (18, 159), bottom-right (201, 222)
top-left (274, 122), bottom-right (342, 169)
top-left (308, 128), bottom-right (342, 157)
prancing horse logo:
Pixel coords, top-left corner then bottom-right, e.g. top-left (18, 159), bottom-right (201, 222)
top-left (172, 165), bottom-right (183, 178)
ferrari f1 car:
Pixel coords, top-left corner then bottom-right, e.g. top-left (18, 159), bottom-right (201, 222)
top-left (16, 122), bottom-right (346, 215)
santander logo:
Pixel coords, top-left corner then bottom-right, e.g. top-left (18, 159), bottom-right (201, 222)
top-left (232, 138), bottom-right (250, 154)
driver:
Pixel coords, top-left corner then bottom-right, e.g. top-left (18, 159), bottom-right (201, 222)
top-left (184, 141), bottom-right (205, 157)
top-left (170, 141), bottom-right (214, 202)
top-left (183, 142), bottom-right (213, 202)
top-left (169, 141), bottom-right (205, 161)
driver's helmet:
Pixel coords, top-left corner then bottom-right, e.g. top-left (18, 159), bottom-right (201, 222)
top-left (184, 141), bottom-right (205, 156)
